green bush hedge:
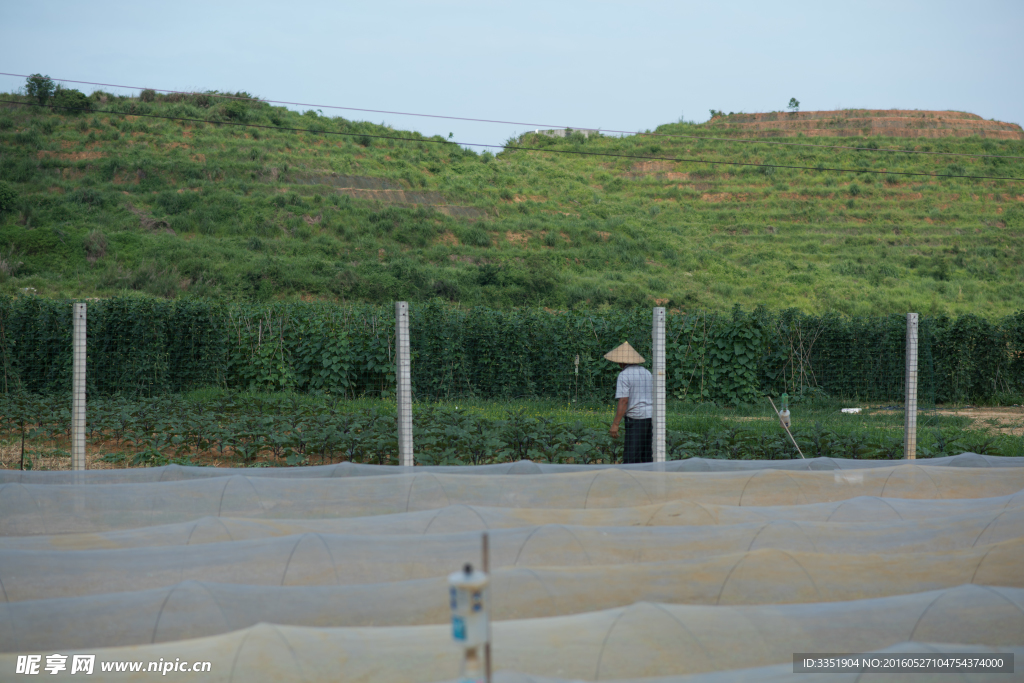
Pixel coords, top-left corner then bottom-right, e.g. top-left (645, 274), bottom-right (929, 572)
top-left (2, 296), bottom-right (1022, 404)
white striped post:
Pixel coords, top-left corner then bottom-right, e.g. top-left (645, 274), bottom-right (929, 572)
top-left (652, 307), bottom-right (666, 463)
top-left (72, 303), bottom-right (87, 471)
top-left (395, 302), bottom-right (414, 467)
top-left (904, 312), bottom-right (919, 460)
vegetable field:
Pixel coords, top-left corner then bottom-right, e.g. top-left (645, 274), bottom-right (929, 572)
top-left (1, 391), bottom-right (1020, 471)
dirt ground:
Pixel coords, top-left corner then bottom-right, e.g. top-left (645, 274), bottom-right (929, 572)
top-left (0, 436), bottom-right (315, 471)
top-left (932, 406), bottom-right (1024, 436)
top-left (732, 406), bottom-right (1024, 437)
top-left (0, 441), bottom-right (125, 471)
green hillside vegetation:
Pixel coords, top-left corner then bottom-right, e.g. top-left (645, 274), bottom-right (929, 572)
top-left (1, 87), bottom-right (1023, 315)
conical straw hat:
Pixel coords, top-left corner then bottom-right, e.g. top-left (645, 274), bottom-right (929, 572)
top-left (604, 341), bottom-right (645, 364)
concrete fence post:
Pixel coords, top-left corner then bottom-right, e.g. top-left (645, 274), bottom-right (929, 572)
top-left (395, 301), bottom-right (414, 467)
top-left (72, 303), bottom-right (87, 471)
top-left (652, 307), bottom-right (666, 463)
top-left (904, 312), bottom-right (919, 460)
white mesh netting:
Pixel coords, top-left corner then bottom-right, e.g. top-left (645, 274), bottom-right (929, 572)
top-left (4, 463), bottom-right (1024, 535)
top-left (1, 457), bottom-right (1021, 681)
top-left (0, 452), bottom-right (1016, 485)
top-left (1, 587), bottom-right (1022, 681)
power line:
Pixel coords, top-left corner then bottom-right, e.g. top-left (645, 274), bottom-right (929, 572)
top-left (2, 71), bottom-right (1022, 161)
top-left (2, 99), bottom-right (1022, 183)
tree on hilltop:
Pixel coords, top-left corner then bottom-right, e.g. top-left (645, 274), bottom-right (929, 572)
top-left (26, 74), bottom-right (56, 105)
top-left (787, 98), bottom-right (800, 113)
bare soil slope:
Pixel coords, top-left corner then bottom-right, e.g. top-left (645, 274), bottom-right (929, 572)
top-left (709, 109), bottom-right (1023, 140)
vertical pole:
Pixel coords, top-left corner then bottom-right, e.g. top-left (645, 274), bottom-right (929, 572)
top-left (395, 301), bottom-right (414, 467)
top-left (72, 303), bottom-right (87, 471)
top-left (652, 307), bottom-right (666, 463)
top-left (904, 312), bottom-right (919, 460)
top-left (482, 532), bottom-right (491, 683)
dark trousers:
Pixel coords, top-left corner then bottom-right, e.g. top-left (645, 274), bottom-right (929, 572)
top-left (623, 417), bottom-right (653, 464)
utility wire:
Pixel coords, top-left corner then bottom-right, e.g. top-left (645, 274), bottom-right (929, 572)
top-left (3, 99), bottom-right (1022, 183)
top-left (2, 71), bottom-right (1022, 161)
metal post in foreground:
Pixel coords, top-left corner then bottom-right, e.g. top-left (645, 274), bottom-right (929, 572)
top-left (395, 301), bottom-right (414, 467)
top-left (652, 307), bottom-right (666, 463)
top-left (72, 303), bottom-right (87, 471)
top-left (904, 312), bottom-right (919, 460)
top-left (482, 532), bottom-right (492, 683)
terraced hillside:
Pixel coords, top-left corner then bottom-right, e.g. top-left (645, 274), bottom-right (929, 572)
top-left (1, 90), bottom-right (1023, 315)
top-left (706, 109), bottom-right (1024, 140)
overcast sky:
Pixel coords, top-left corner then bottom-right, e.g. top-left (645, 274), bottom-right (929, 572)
top-left (2, 0), bottom-right (1022, 148)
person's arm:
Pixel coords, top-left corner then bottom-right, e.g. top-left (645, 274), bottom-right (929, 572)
top-left (610, 397), bottom-right (629, 438)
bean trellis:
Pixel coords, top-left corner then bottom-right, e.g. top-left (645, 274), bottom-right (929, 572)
top-left (1, 296), bottom-right (1023, 405)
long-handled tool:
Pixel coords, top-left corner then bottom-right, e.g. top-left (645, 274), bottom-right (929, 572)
top-left (768, 396), bottom-right (805, 459)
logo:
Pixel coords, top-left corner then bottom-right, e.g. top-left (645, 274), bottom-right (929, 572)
top-left (15, 654), bottom-right (94, 675)
top-left (452, 616), bottom-right (466, 641)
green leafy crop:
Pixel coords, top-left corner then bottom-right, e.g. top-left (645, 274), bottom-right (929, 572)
top-left (3, 297), bottom-right (1024, 406)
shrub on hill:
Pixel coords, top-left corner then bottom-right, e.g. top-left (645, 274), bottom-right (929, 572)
top-left (0, 181), bottom-right (16, 214)
top-left (82, 230), bottom-right (108, 263)
top-left (1004, 204), bottom-right (1024, 229)
top-left (52, 87), bottom-right (92, 114)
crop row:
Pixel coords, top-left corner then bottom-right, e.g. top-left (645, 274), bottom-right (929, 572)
top-left (0, 393), bottom-right (1011, 469)
top-left (4, 297), bottom-right (1024, 406)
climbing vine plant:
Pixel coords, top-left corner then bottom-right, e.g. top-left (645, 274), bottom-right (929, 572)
top-left (1, 296), bottom-right (1022, 404)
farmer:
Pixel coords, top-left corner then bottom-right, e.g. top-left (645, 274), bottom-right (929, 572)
top-left (606, 342), bottom-right (653, 463)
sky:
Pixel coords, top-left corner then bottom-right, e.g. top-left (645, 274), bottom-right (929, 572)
top-left (1, 0), bottom-right (1022, 148)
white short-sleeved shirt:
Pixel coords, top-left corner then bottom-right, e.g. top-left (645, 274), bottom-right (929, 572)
top-left (615, 364), bottom-right (653, 419)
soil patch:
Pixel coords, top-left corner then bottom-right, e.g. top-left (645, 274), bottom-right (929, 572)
top-left (112, 171), bottom-right (139, 185)
top-left (126, 203), bottom-right (174, 234)
top-left (0, 441), bottom-right (122, 471)
top-left (706, 109), bottom-right (1023, 140)
top-left (931, 407), bottom-right (1024, 436)
top-left (438, 206), bottom-right (487, 220)
top-left (37, 150), bottom-right (105, 161)
top-left (631, 160), bottom-right (676, 174)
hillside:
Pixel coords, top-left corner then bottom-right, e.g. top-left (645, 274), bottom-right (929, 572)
top-left (707, 109), bottom-right (1024, 140)
top-left (1, 90), bottom-right (1023, 315)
